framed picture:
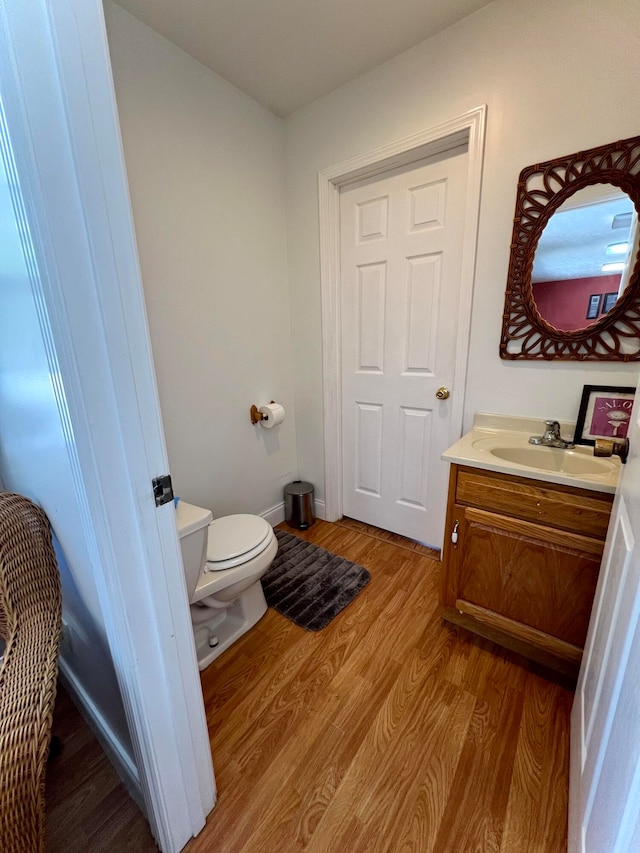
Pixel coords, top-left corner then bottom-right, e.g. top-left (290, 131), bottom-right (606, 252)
top-left (603, 292), bottom-right (618, 313)
top-left (573, 384), bottom-right (636, 446)
top-left (586, 294), bottom-right (602, 320)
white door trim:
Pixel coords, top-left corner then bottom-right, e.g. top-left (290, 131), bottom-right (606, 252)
top-left (318, 106), bottom-right (487, 523)
top-left (0, 1), bottom-right (214, 850)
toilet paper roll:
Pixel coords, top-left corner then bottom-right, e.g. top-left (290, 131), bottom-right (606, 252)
top-left (259, 402), bottom-right (285, 429)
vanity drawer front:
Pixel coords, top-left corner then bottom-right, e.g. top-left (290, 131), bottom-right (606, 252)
top-left (455, 467), bottom-right (613, 539)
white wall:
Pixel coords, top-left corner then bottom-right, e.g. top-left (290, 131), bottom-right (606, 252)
top-left (284, 0), bottom-right (640, 503)
top-left (104, 2), bottom-right (298, 519)
top-left (0, 124), bottom-right (133, 765)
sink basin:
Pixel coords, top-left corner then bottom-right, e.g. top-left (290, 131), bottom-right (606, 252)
top-left (442, 414), bottom-right (620, 494)
top-left (487, 445), bottom-right (614, 476)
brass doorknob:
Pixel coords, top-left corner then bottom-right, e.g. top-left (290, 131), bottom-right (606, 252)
top-left (435, 387), bottom-right (451, 400)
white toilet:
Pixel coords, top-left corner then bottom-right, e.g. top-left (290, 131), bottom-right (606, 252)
top-left (176, 500), bottom-right (278, 671)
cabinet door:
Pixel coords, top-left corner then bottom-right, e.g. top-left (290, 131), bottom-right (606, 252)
top-left (453, 504), bottom-right (602, 648)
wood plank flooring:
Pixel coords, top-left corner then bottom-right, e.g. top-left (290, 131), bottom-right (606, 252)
top-left (45, 684), bottom-right (158, 852)
top-left (335, 515), bottom-right (441, 559)
top-left (188, 519), bottom-right (572, 852)
top-left (43, 518), bottom-right (572, 852)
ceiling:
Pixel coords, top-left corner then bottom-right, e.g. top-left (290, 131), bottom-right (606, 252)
top-left (113, 0), bottom-right (495, 117)
top-left (532, 187), bottom-right (635, 283)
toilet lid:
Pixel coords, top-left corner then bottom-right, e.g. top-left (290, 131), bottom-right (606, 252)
top-left (206, 514), bottom-right (272, 570)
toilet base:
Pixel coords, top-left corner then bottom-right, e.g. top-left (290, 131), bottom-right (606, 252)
top-left (191, 580), bottom-right (268, 671)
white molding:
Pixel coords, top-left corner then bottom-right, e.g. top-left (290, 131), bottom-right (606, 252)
top-left (318, 106), bottom-right (487, 524)
top-left (314, 499), bottom-right (327, 521)
top-left (0, 2), bottom-right (215, 851)
top-left (261, 498), bottom-right (326, 527)
top-left (58, 659), bottom-right (144, 813)
top-left (262, 502), bottom-right (286, 527)
top-left (318, 167), bottom-right (344, 523)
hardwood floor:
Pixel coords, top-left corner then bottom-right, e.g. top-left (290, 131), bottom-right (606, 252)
top-left (188, 519), bottom-right (572, 853)
top-left (43, 518), bottom-right (572, 852)
top-left (45, 685), bottom-right (158, 852)
top-left (335, 515), bottom-right (441, 560)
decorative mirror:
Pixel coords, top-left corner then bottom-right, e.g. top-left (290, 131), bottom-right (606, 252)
top-left (500, 134), bottom-right (640, 360)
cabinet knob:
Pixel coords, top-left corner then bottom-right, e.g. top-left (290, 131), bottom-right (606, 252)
top-left (436, 386), bottom-right (451, 400)
top-left (451, 520), bottom-right (459, 545)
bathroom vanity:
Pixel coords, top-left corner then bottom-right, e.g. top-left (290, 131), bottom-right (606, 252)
top-left (441, 415), bottom-right (619, 679)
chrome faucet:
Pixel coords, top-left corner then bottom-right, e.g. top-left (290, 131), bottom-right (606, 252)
top-left (529, 420), bottom-right (575, 449)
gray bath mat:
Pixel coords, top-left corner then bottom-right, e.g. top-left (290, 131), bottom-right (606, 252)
top-left (262, 531), bottom-right (371, 631)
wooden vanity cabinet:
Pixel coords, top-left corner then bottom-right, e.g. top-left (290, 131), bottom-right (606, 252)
top-left (440, 464), bottom-right (614, 679)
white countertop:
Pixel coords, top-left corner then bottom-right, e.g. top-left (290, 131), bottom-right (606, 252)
top-left (442, 413), bottom-right (620, 494)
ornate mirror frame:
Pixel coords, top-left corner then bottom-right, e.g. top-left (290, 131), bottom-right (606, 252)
top-left (500, 134), bottom-right (640, 360)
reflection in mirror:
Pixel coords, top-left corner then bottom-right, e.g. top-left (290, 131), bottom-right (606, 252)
top-left (500, 133), bottom-right (640, 361)
top-left (531, 185), bottom-right (637, 332)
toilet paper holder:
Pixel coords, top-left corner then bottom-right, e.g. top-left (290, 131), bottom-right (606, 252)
top-left (250, 401), bottom-right (276, 425)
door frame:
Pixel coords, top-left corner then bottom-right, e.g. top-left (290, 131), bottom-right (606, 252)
top-left (318, 106), bottom-right (487, 523)
top-left (0, 1), bottom-right (215, 850)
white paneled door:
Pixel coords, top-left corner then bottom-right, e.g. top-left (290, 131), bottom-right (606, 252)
top-left (570, 372), bottom-right (640, 851)
top-left (340, 146), bottom-right (468, 547)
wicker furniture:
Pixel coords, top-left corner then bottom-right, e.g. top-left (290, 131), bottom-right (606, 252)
top-left (0, 492), bottom-right (62, 853)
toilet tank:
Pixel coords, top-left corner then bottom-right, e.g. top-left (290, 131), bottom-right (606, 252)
top-left (175, 501), bottom-right (213, 600)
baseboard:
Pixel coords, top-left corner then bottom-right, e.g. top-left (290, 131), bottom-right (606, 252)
top-left (261, 502), bottom-right (285, 526)
top-left (261, 498), bottom-right (327, 527)
top-left (315, 499), bottom-right (326, 520)
top-left (58, 657), bottom-right (145, 814)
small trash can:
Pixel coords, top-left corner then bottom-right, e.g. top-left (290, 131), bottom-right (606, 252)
top-left (284, 480), bottom-right (315, 530)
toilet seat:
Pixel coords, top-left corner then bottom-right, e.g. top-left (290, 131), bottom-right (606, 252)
top-left (193, 526), bottom-right (277, 603)
top-left (206, 514), bottom-right (272, 571)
